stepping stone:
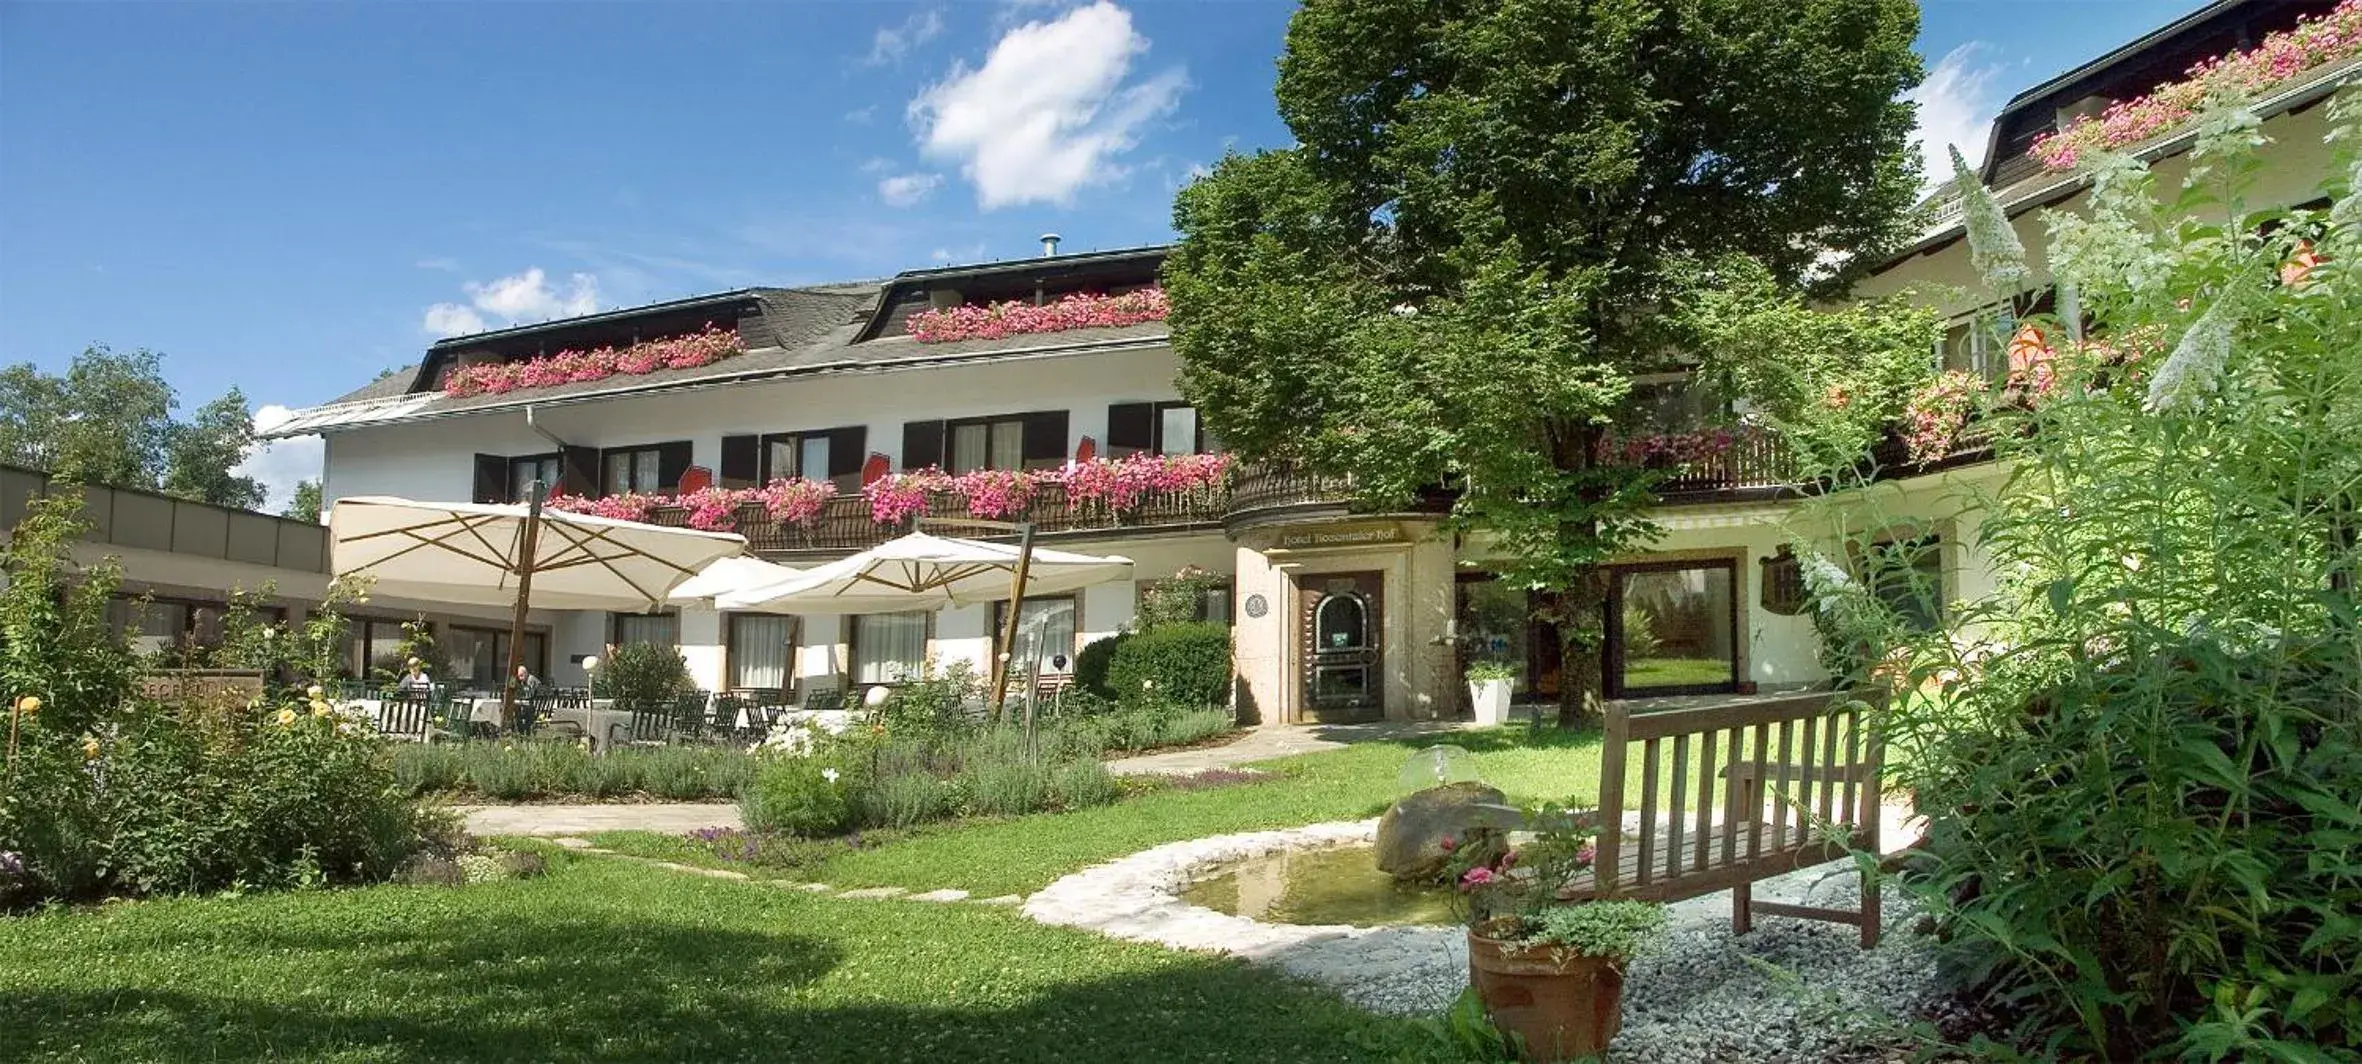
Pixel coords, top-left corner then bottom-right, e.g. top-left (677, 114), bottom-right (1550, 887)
top-left (793, 882), bottom-right (833, 893)
top-left (656, 861), bottom-right (748, 880)
top-left (908, 889), bottom-right (970, 903)
top-left (975, 895), bottom-right (1025, 907)
top-left (836, 886), bottom-right (907, 900)
top-left (550, 837), bottom-right (593, 850)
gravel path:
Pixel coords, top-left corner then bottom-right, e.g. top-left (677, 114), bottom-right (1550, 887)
top-left (1104, 719), bottom-right (1480, 776)
top-left (1024, 817), bottom-right (1940, 1063)
top-left (458, 802), bottom-right (741, 836)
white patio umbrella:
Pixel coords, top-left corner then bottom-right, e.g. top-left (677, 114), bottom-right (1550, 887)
top-left (715, 531), bottom-right (1131, 719)
top-left (328, 494), bottom-right (745, 714)
top-left (714, 531), bottom-right (1130, 613)
top-left (665, 555), bottom-right (803, 609)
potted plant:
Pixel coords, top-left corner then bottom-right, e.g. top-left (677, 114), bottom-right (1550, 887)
top-left (1465, 660), bottom-right (1517, 726)
top-left (1443, 807), bottom-right (1666, 1062)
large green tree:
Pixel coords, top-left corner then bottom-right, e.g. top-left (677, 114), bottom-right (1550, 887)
top-left (0, 346), bottom-right (266, 509)
top-left (1166, 0), bottom-right (1926, 723)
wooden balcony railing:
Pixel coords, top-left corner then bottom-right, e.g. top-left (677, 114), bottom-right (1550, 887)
top-left (1647, 431), bottom-right (1803, 499)
top-left (644, 480), bottom-right (1232, 556)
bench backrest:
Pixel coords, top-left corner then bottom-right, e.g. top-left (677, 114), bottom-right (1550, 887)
top-left (1594, 690), bottom-right (1883, 901)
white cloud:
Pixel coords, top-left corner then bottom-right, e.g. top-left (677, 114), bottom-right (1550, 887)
top-left (910, 1), bottom-right (1188, 209)
top-left (930, 243), bottom-right (987, 264)
top-left (234, 404), bottom-right (324, 516)
top-left (1908, 43), bottom-right (2009, 186)
top-left (860, 156), bottom-right (897, 175)
top-left (878, 172), bottom-right (944, 207)
top-left (866, 8), bottom-right (944, 66)
top-left (844, 105), bottom-right (878, 124)
top-left (420, 267), bottom-right (601, 338)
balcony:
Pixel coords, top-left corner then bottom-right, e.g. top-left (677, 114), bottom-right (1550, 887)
top-left (644, 480), bottom-right (1232, 561)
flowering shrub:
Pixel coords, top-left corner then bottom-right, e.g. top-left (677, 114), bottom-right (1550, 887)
top-left (441, 325), bottom-right (744, 398)
top-left (1902, 370), bottom-right (1985, 463)
top-left (2030, 0), bottom-right (2362, 171)
top-left (906, 288), bottom-right (1170, 344)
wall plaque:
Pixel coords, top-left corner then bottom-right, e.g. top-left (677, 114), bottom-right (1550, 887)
top-left (1242, 593), bottom-right (1270, 619)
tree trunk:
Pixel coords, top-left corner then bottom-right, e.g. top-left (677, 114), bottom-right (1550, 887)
top-left (1551, 569), bottom-right (1609, 728)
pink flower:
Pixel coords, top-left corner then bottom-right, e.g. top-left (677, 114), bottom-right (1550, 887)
top-left (1500, 849), bottom-right (1519, 870)
top-left (443, 325), bottom-right (744, 399)
top-left (1576, 843), bottom-right (1597, 866)
top-left (1459, 867), bottom-right (1496, 889)
top-left (907, 288), bottom-right (1170, 344)
top-left (1438, 835), bottom-right (1457, 853)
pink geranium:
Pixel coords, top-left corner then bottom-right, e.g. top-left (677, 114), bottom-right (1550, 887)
top-left (907, 288), bottom-right (1170, 344)
top-left (2030, 1), bottom-right (2361, 172)
top-left (443, 325), bottom-right (744, 399)
top-left (864, 470), bottom-right (944, 524)
top-left (1458, 866), bottom-right (1497, 890)
top-left (760, 478), bottom-right (838, 526)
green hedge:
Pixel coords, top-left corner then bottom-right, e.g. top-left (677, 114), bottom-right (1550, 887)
top-left (1073, 633), bottom-right (1128, 699)
top-left (1104, 622), bottom-right (1232, 708)
top-left (390, 742), bottom-right (755, 802)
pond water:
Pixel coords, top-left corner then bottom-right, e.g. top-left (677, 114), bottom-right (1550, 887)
top-left (1179, 844), bottom-right (1458, 927)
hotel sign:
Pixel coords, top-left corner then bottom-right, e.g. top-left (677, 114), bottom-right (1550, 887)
top-left (1274, 521), bottom-right (1410, 551)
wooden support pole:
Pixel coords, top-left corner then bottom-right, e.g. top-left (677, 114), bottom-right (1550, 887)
top-left (501, 481), bottom-right (545, 726)
top-left (987, 522), bottom-right (1036, 724)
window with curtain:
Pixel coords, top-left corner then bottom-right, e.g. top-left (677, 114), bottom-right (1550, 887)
top-left (852, 612), bottom-right (927, 684)
top-left (729, 614), bottom-right (795, 690)
top-left (1156, 404), bottom-right (1201, 456)
top-left (602, 447), bottom-right (664, 495)
top-left (445, 626), bottom-right (549, 691)
top-left (948, 417), bottom-right (1025, 473)
top-left (993, 597), bottom-right (1078, 673)
top-left (762, 433), bottom-right (832, 484)
top-left (612, 613), bottom-right (680, 647)
top-left (509, 454), bottom-right (561, 503)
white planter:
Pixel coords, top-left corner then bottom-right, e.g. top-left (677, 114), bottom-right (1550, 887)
top-left (1467, 678), bottom-right (1513, 726)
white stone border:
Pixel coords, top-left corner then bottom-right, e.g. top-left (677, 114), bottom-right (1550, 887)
top-left (1022, 820), bottom-right (1437, 956)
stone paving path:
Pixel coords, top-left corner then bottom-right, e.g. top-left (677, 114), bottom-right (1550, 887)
top-left (1103, 719), bottom-right (1481, 776)
top-left (460, 802), bottom-right (742, 837)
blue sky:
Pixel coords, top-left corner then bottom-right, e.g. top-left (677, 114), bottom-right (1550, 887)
top-left (0, 0), bottom-right (2197, 504)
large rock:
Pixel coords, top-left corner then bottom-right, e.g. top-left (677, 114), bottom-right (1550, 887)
top-left (1374, 781), bottom-right (1521, 881)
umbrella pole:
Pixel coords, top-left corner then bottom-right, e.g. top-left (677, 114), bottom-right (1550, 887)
top-left (987, 521), bottom-right (1037, 725)
top-left (501, 481), bottom-right (546, 725)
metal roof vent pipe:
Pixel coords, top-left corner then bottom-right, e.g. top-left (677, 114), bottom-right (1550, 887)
top-left (1040, 232), bottom-right (1061, 257)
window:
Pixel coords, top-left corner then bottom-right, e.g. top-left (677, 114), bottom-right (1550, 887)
top-left (1133, 577), bottom-right (1232, 626)
top-left (349, 618), bottom-right (414, 679)
top-left (510, 454), bottom-right (561, 504)
top-left (1156, 402), bottom-right (1210, 456)
top-left (728, 614), bottom-right (795, 690)
top-left (993, 597), bottom-right (1079, 673)
top-left (603, 447), bottom-right (665, 495)
top-left (444, 625), bottom-right (548, 692)
top-left (1866, 536), bottom-right (1945, 633)
top-left (851, 612), bottom-right (927, 685)
top-left (948, 417), bottom-right (1026, 473)
top-left (109, 598), bottom-right (189, 656)
top-left (611, 612), bottom-right (680, 648)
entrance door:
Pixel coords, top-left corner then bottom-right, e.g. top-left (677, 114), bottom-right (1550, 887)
top-left (1299, 571), bottom-right (1383, 722)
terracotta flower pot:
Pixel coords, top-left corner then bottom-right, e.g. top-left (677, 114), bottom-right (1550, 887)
top-left (1466, 929), bottom-right (1627, 1062)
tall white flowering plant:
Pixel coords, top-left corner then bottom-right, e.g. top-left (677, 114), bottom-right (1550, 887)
top-left (1874, 91), bottom-right (2362, 1057)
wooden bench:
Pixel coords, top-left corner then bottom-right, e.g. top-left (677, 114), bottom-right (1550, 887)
top-left (1563, 691), bottom-right (1887, 947)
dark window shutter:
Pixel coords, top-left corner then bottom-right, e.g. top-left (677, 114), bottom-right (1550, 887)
top-left (560, 447), bottom-right (599, 497)
top-left (656, 441), bottom-right (694, 492)
top-left (1106, 403), bottom-right (1153, 456)
top-left (827, 427), bottom-right (867, 479)
top-left (719, 435), bottom-right (760, 488)
top-left (1021, 410), bottom-right (1069, 465)
top-left (473, 454), bottom-right (509, 504)
top-left (901, 420), bottom-right (945, 471)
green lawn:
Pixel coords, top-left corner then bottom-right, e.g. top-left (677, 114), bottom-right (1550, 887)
top-left (0, 851), bottom-right (1413, 1063)
top-left (798, 725), bottom-right (1610, 897)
